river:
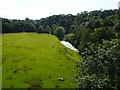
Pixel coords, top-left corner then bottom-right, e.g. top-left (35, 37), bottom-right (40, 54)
top-left (60, 41), bottom-right (79, 52)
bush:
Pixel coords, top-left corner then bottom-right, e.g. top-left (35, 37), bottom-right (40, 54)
top-left (64, 34), bottom-right (74, 43)
top-left (36, 26), bottom-right (44, 33)
top-left (73, 39), bottom-right (120, 88)
top-left (56, 27), bottom-right (65, 40)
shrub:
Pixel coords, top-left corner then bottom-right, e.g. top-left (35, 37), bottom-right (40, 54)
top-left (73, 39), bottom-right (120, 88)
top-left (56, 27), bottom-right (65, 40)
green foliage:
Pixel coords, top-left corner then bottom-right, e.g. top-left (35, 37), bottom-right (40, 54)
top-left (113, 22), bottom-right (120, 32)
top-left (51, 24), bottom-right (57, 35)
top-left (71, 30), bottom-right (82, 48)
top-left (113, 22), bottom-right (120, 38)
top-left (78, 28), bottom-right (92, 53)
top-left (70, 25), bottom-right (77, 34)
top-left (116, 9), bottom-right (120, 22)
top-left (64, 34), bottom-right (74, 43)
top-left (36, 25), bottom-right (44, 33)
top-left (13, 22), bottom-right (24, 33)
top-left (102, 19), bottom-right (114, 27)
top-left (74, 39), bottom-right (120, 88)
top-left (92, 27), bottom-right (115, 43)
top-left (2, 9), bottom-right (120, 88)
top-left (2, 23), bottom-right (12, 33)
top-left (56, 27), bottom-right (65, 40)
top-left (44, 25), bottom-right (51, 34)
top-left (86, 19), bottom-right (102, 30)
top-left (25, 17), bottom-right (35, 24)
top-left (81, 28), bottom-right (92, 43)
top-left (25, 23), bottom-right (36, 32)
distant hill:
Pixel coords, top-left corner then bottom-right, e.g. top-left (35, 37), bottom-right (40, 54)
top-left (8, 19), bottom-right (38, 22)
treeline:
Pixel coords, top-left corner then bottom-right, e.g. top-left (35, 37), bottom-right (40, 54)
top-left (2, 9), bottom-right (120, 52)
top-left (2, 17), bottom-right (66, 40)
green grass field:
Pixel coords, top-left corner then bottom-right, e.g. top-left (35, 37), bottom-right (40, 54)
top-left (2, 33), bottom-right (81, 88)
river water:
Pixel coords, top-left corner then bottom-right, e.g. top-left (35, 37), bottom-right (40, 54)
top-left (60, 41), bottom-right (79, 52)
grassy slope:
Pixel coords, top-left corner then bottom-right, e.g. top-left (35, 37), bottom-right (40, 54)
top-left (2, 33), bottom-right (81, 88)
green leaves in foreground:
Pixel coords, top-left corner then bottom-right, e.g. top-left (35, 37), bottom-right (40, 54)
top-left (73, 39), bottom-right (120, 88)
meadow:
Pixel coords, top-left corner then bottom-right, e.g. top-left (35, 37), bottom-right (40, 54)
top-left (2, 33), bottom-right (81, 88)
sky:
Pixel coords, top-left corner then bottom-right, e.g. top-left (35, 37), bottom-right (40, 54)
top-left (0, 0), bottom-right (119, 20)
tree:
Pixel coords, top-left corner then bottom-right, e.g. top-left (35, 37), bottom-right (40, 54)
top-left (92, 27), bottom-right (115, 43)
top-left (73, 39), bottom-right (120, 88)
top-left (86, 19), bottom-right (102, 30)
top-left (102, 19), bottom-right (114, 27)
top-left (13, 22), bottom-right (23, 33)
top-left (2, 18), bottom-right (10, 23)
top-left (44, 25), bottom-right (51, 34)
top-left (116, 9), bottom-right (120, 22)
top-left (25, 17), bottom-right (35, 24)
top-left (70, 25), bottom-right (76, 34)
top-left (113, 23), bottom-right (120, 32)
top-left (64, 34), bottom-right (74, 43)
top-left (36, 26), bottom-right (44, 33)
top-left (56, 27), bottom-right (65, 40)
top-left (51, 24), bottom-right (57, 35)
top-left (78, 28), bottom-right (92, 53)
top-left (25, 23), bottom-right (36, 32)
top-left (2, 23), bottom-right (12, 33)
top-left (71, 30), bottom-right (82, 48)
top-left (113, 9), bottom-right (120, 38)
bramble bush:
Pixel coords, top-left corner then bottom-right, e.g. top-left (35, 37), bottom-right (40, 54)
top-left (73, 39), bottom-right (120, 88)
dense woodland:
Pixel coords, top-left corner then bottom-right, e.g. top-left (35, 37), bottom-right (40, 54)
top-left (2, 9), bottom-right (120, 52)
top-left (2, 9), bottom-right (120, 88)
